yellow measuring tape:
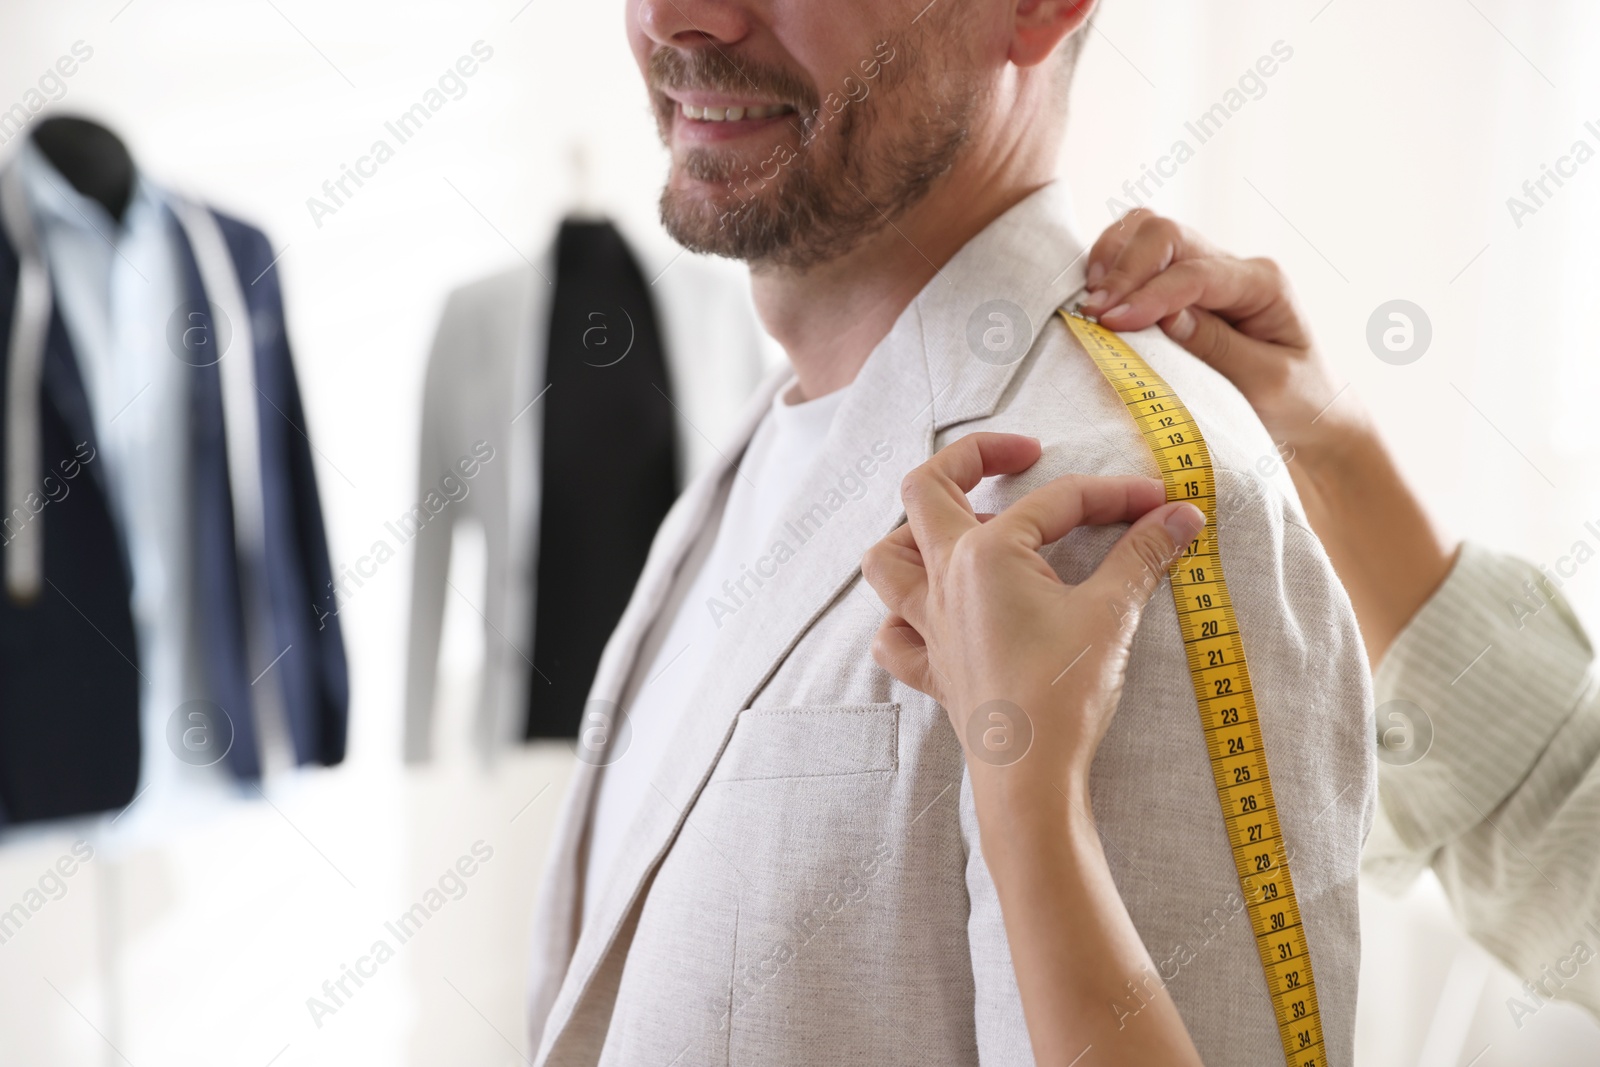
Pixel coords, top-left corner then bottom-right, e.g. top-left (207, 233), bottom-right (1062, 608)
top-left (1058, 307), bottom-right (1325, 1067)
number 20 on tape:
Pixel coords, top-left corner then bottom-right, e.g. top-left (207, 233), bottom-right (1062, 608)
top-left (1059, 307), bottom-right (1326, 1067)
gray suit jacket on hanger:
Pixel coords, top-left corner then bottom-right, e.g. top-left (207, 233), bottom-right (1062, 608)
top-left (404, 226), bottom-right (776, 761)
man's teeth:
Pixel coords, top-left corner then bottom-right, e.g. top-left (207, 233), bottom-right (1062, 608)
top-left (679, 103), bottom-right (792, 122)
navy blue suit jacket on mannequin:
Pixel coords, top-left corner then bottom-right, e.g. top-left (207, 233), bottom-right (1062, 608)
top-left (0, 202), bottom-right (348, 826)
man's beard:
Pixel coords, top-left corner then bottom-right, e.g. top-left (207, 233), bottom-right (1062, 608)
top-left (650, 35), bottom-right (976, 271)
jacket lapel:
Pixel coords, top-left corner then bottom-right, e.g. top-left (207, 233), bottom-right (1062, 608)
top-left (167, 215), bottom-right (260, 777)
top-left (499, 254), bottom-right (552, 750)
top-left (526, 359), bottom-right (787, 1044)
top-left (533, 182), bottom-right (1091, 1063)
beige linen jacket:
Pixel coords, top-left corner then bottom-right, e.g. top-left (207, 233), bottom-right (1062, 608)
top-left (525, 183), bottom-right (1376, 1066)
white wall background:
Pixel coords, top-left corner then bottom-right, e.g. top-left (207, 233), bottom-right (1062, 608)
top-left (1, 0), bottom-right (1598, 1063)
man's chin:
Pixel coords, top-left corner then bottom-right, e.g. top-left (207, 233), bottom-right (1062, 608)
top-left (659, 184), bottom-right (763, 262)
top-left (658, 149), bottom-right (883, 270)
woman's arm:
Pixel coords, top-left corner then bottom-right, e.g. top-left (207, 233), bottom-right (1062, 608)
top-left (1371, 544), bottom-right (1600, 1021)
top-left (863, 433), bottom-right (1208, 1065)
top-left (1077, 211), bottom-right (1600, 1021)
top-left (1080, 209), bottom-right (1457, 665)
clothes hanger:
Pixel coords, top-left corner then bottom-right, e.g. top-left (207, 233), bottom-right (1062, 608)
top-left (31, 115), bottom-right (136, 224)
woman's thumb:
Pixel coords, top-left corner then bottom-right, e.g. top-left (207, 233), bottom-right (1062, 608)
top-left (1092, 501), bottom-right (1208, 631)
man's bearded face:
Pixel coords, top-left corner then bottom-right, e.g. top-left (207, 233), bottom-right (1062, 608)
top-left (632, 3), bottom-right (982, 271)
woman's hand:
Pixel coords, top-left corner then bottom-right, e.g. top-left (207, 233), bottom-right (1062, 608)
top-left (861, 431), bottom-right (1208, 1067)
top-left (862, 431), bottom-right (1205, 810)
top-left (1078, 207), bottom-right (1457, 664)
top-left (1080, 207), bottom-right (1358, 454)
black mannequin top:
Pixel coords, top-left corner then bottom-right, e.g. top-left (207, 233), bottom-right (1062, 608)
top-left (31, 116), bottom-right (136, 224)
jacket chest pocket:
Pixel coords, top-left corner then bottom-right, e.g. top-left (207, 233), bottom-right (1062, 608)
top-left (708, 703), bottom-right (899, 784)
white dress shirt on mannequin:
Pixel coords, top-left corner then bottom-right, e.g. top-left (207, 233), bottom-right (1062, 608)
top-left (17, 143), bottom-right (231, 816)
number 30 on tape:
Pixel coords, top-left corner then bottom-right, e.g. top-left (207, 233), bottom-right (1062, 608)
top-left (1059, 307), bottom-right (1326, 1067)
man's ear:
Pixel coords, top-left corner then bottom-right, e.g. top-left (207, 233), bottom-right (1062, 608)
top-left (1009, 0), bottom-right (1095, 69)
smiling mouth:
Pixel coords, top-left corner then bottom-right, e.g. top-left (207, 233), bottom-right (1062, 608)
top-left (677, 101), bottom-right (797, 122)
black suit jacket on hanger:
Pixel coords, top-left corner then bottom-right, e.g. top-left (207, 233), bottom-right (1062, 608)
top-left (0, 201), bottom-right (349, 825)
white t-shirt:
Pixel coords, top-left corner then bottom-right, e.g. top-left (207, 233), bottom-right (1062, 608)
top-left (581, 382), bottom-right (848, 922)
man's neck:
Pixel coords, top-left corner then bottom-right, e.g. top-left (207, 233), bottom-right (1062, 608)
top-left (750, 167), bottom-right (1053, 402)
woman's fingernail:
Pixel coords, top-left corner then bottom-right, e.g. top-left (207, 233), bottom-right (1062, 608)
top-left (1103, 303), bottom-right (1132, 321)
top-left (1087, 262), bottom-right (1105, 289)
top-left (1085, 288), bottom-right (1109, 309)
top-left (1164, 503), bottom-right (1207, 544)
top-left (1167, 308), bottom-right (1195, 341)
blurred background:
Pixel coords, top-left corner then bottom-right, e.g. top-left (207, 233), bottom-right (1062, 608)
top-left (2, 0), bottom-right (1599, 1063)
